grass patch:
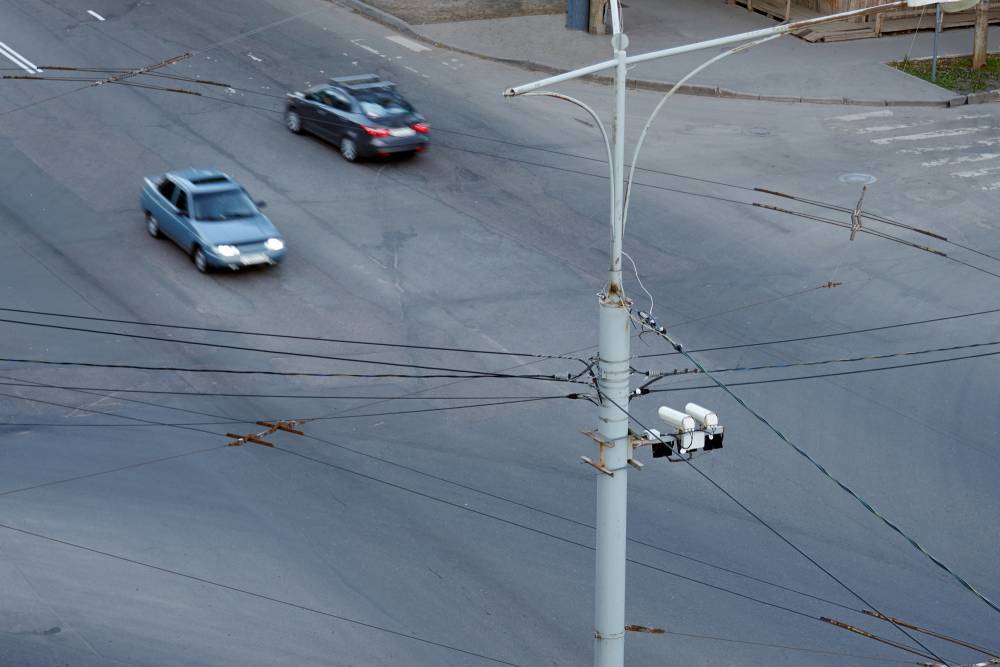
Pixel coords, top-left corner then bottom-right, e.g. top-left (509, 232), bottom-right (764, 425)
top-left (891, 54), bottom-right (1000, 93)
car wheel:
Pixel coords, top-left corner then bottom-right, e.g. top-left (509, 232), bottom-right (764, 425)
top-left (145, 211), bottom-right (161, 238)
top-left (193, 247), bottom-right (210, 273)
top-left (340, 137), bottom-right (358, 162)
top-left (285, 110), bottom-right (302, 134)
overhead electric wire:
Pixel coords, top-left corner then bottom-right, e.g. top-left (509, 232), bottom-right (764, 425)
top-left (0, 378), bottom-right (573, 401)
top-left (637, 304), bottom-right (1000, 359)
top-left (0, 522), bottom-right (518, 665)
top-left (642, 346), bottom-right (1000, 394)
top-left (0, 316), bottom-right (581, 383)
top-left (640, 337), bottom-right (1000, 383)
top-left (0, 306), bottom-right (583, 361)
top-left (599, 390), bottom-right (947, 664)
top-left (1, 378), bottom-right (882, 636)
top-left (638, 318), bottom-right (1000, 619)
top-left (0, 373), bottom-right (855, 616)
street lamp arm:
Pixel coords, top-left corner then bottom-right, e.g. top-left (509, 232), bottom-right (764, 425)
top-left (518, 91), bottom-right (616, 238)
top-left (504, 0), bottom-right (909, 97)
top-left (622, 34), bottom-right (781, 232)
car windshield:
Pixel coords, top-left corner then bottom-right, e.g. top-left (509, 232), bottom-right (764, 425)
top-left (194, 190), bottom-right (257, 221)
top-left (356, 91), bottom-right (413, 119)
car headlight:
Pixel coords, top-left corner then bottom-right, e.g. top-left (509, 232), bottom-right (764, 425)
top-left (265, 238), bottom-right (284, 251)
top-left (215, 244), bottom-right (240, 257)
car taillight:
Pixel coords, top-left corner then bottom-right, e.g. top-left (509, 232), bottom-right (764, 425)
top-left (412, 122), bottom-right (430, 133)
top-left (362, 125), bottom-right (390, 137)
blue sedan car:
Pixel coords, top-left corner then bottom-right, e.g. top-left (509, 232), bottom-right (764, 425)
top-left (140, 169), bottom-right (285, 272)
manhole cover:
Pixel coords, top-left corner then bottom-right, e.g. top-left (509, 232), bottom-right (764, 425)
top-left (838, 172), bottom-right (877, 185)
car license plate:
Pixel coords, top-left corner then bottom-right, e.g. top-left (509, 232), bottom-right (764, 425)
top-left (240, 253), bottom-right (269, 265)
top-left (389, 127), bottom-right (416, 137)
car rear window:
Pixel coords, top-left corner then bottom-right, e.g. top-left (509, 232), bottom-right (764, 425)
top-left (194, 190), bottom-right (257, 221)
top-left (356, 91), bottom-right (413, 119)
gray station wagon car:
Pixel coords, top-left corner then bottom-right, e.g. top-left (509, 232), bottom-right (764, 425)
top-left (140, 169), bottom-right (285, 273)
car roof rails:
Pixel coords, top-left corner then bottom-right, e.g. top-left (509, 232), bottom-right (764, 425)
top-left (330, 74), bottom-right (381, 86)
top-left (329, 74), bottom-right (396, 91)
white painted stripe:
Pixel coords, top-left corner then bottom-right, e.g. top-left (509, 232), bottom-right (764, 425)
top-left (898, 144), bottom-right (972, 154)
top-left (921, 153), bottom-right (1000, 167)
top-left (856, 121), bottom-right (934, 134)
top-left (385, 35), bottom-right (430, 52)
top-left (0, 40), bottom-right (40, 73)
top-left (871, 127), bottom-right (993, 144)
top-left (351, 40), bottom-right (380, 55)
top-left (981, 181), bottom-right (1000, 191)
top-left (956, 113), bottom-right (992, 119)
top-left (87, 10), bottom-right (106, 21)
top-left (403, 65), bottom-right (420, 74)
top-left (977, 137), bottom-right (1000, 146)
top-left (952, 164), bottom-right (1000, 178)
top-left (832, 109), bottom-right (892, 122)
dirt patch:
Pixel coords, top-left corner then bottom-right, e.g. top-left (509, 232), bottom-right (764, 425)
top-left (358, 0), bottom-right (564, 24)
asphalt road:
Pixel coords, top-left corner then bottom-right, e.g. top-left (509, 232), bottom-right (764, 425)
top-left (1, 1), bottom-right (999, 665)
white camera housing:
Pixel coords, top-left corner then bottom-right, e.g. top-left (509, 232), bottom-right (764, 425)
top-left (685, 403), bottom-right (718, 428)
top-left (658, 406), bottom-right (697, 452)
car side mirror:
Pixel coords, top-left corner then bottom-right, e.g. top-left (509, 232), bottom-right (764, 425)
top-left (255, 200), bottom-right (267, 209)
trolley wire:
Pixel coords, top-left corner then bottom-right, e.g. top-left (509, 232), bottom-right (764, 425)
top-left (636, 315), bottom-right (1000, 620)
top-left (599, 390), bottom-right (947, 664)
top-left (0, 521), bottom-right (518, 665)
top-left (637, 304), bottom-right (1000, 359)
top-left (0, 306), bottom-right (584, 361)
top-left (0, 316), bottom-right (582, 383)
top-left (0, 379), bottom-right (884, 634)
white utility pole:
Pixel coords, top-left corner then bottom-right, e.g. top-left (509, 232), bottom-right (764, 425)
top-left (503, 2), bottom-right (939, 665)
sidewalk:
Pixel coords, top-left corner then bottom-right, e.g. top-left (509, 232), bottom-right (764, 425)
top-left (342, 0), bottom-right (1000, 105)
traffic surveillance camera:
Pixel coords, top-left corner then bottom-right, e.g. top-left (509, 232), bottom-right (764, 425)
top-left (658, 406), bottom-right (695, 432)
top-left (658, 406), bottom-right (696, 452)
top-left (684, 403), bottom-right (718, 428)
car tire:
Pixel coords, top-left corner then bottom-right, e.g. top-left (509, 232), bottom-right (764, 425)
top-left (285, 110), bottom-right (302, 134)
top-left (340, 137), bottom-right (358, 163)
top-left (145, 211), bottom-right (161, 238)
top-left (193, 247), bottom-right (210, 273)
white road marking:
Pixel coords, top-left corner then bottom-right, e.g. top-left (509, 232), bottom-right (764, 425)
top-left (977, 137), bottom-right (1000, 146)
top-left (921, 152), bottom-right (1000, 167)
top-left (952, 164), bottom-right (1000, 178)
top-left (403, 65), bottom-right (420, 74)
top-left (385, 35), bottom-right (430, 52)
top-left (957, 113), bottom-right (993, 120)
top-left (247, 52), bottom-right (263, 62)
top-left (871, 127), bottom-right (994, 144)
top-left (856, 121), bottom-right (934, 134)
top-left (897, 144), bottom-right (972, 154)
top-left (0, 40), bottom-right (41, 73)
top-left (86, 10), bottom-right (106, 21)
top-left (351, 39), bottom-right (380, 55)
top-left (832, 109), bottom-right (892, 122)
top-left (982, 182), bottom-right (1000, 190)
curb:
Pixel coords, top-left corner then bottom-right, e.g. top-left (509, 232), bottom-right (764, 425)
top-left (334, 0), bottom-right (994, 108)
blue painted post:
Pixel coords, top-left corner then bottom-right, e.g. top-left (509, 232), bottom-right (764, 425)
top-left (567, 0), bottom-right (589, 30)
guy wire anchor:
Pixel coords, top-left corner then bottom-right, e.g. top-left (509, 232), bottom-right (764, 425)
top-left (850, 184), bottom-right (867, 241)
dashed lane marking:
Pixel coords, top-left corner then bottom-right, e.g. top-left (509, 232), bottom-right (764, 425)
top-left (921, 152), bottom-right (1000, 167)
top-left (831, 109), bottom-right (893, 122)
top-left (871, 127), bottom-right (994, 144)
top-left (351, 39), bottom-right (380, 55)
top-left (87, 10), bottom-right (106, 21)
top-left (855, 121), bottom-right (934, 134)
top-left (0, 40), bottom-right (41, 73)
top-left (385, 35), bottom-right (430, 52)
